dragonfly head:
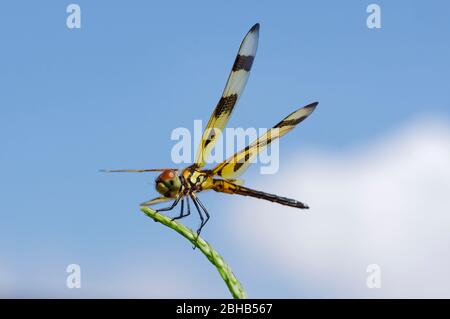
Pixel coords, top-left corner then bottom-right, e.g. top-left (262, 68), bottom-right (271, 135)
top-left (155, 169), bottom-right (181, 198)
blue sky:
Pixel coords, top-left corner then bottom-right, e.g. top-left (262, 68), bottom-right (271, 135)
top-left (0, 1), bottom-right (449, 297)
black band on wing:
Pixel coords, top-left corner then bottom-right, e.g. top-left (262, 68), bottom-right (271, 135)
top-left (213, 94), bottom-right (238, 118)
top-left (232, 55), bottom-right (255, 72)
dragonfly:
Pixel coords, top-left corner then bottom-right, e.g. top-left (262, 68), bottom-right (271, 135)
top-left (104, 23), bottom-right (318, 236)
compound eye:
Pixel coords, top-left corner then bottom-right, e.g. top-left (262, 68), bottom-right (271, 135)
top-left (156, 182), bottom-right (169, 195)
top-left (155, 170), bottom-right (181, 196)
top-left (157, 170), bottom-right (176, 182)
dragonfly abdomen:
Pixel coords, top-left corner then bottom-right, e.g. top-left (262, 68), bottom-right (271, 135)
top-left (212, 179), bottom-right (309, 209)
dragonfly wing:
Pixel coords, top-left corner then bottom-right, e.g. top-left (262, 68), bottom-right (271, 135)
top-left (212, 102), bottom-right (318, 179)
top-left (194, 23), bottom-right (260, 167)
top-left (100, 168), bottom-right (175, 173)
top-left (140, 196), bottom-right (172, 207)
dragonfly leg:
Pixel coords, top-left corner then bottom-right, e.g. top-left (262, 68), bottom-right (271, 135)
top-left (190, 193), bottom-right (210, 238)
top-left (170, 196), bottom-right (184, 221)
top-left (155, 195), bottom-right (181, 213)
top-left (140, 196), bottom-right (170, 207)
top-left (171, 196), bottom-right (191, 221)
top-left (189, 195), bottom-right (204, 249)
top-left (195, 195), bottom-right (210, 229)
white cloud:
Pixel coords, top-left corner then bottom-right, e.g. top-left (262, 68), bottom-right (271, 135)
top-left (227, 118), bottom-right (450, 298)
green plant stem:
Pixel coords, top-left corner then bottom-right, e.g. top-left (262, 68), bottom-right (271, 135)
top-left (140, 206), bottom-right (247, 299)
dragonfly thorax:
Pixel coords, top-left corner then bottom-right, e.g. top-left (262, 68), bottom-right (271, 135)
top-left (155, 169), bottom-right (181, 198)
top-left (181, 166), bottom-right (214, 191)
